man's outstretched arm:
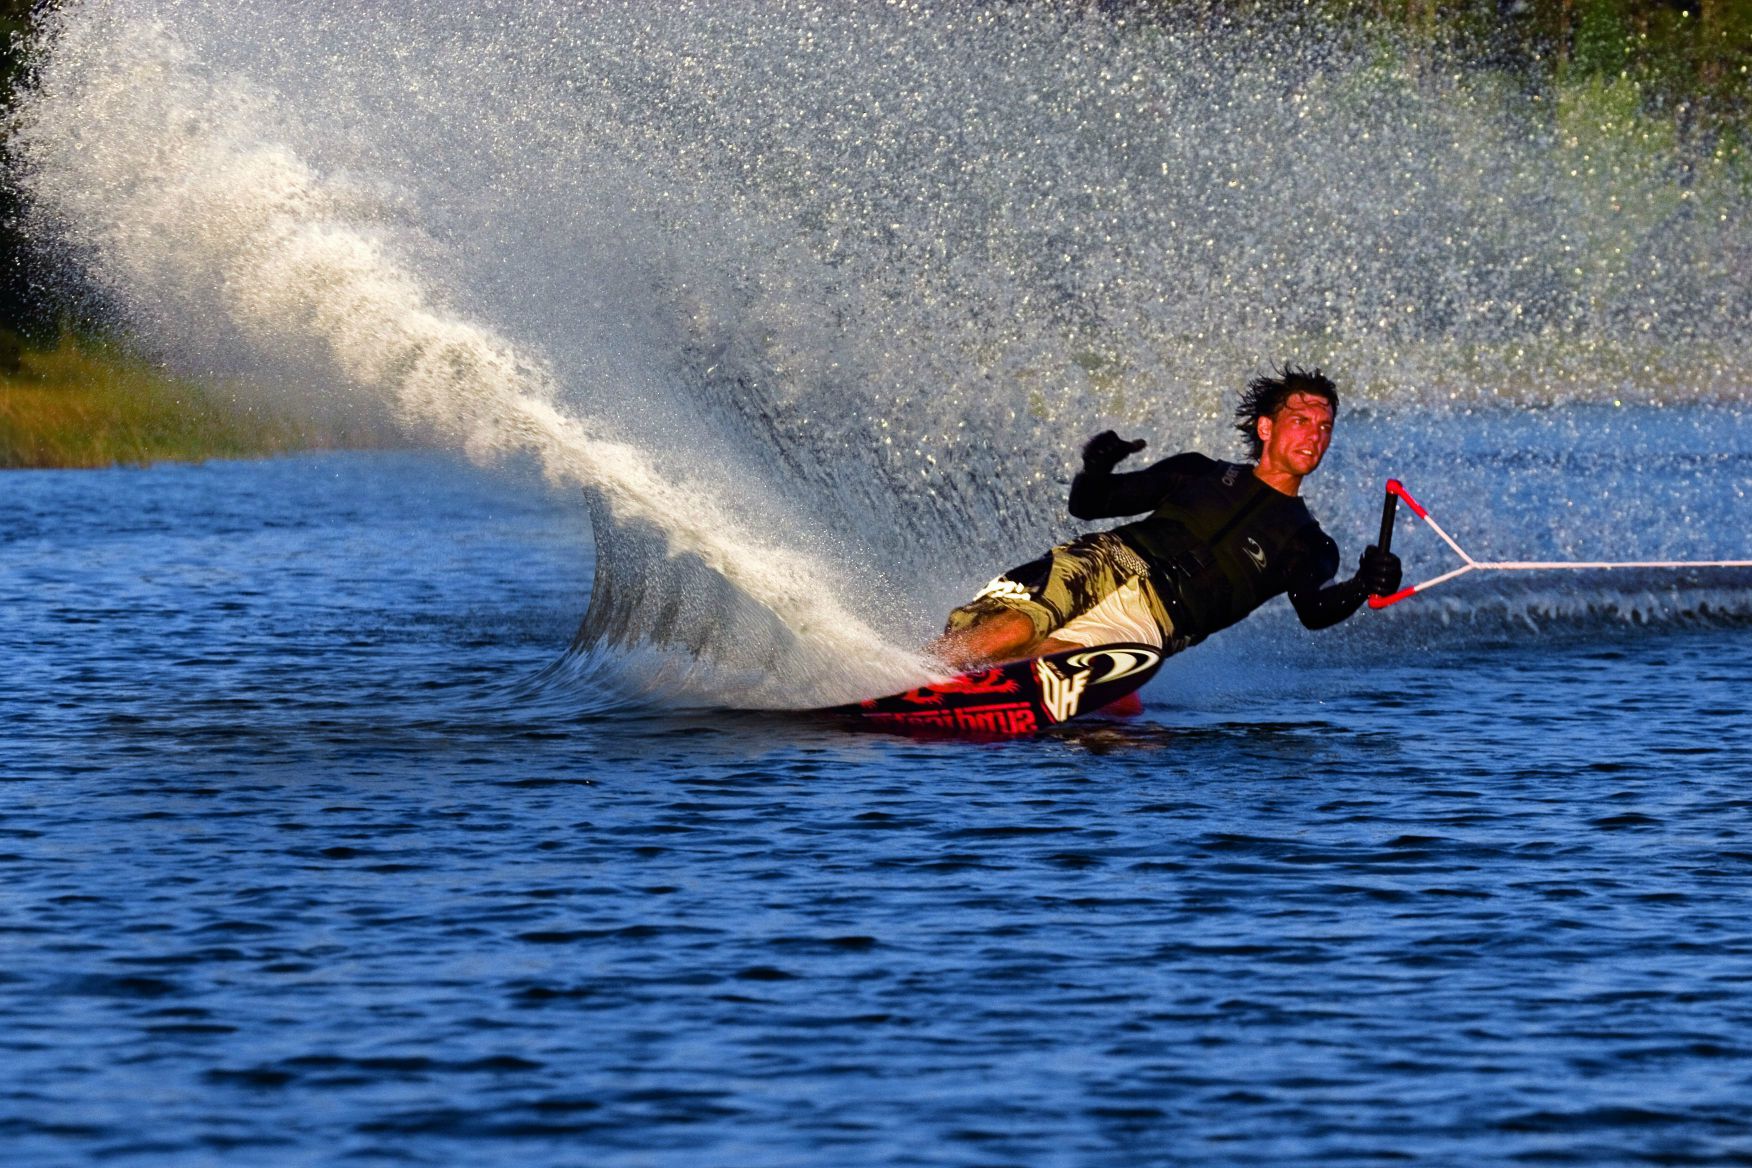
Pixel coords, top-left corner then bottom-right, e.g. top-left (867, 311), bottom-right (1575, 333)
top-left (1290, 544), bottom-right (1402, 630)
top-left (1069, 432), bottom-right (1203, 520)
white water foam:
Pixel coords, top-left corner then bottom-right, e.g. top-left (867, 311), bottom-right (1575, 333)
top-left (13, 6), bottom-right (942, 705)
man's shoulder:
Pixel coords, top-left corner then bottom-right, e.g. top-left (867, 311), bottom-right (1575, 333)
top-left (1158, 450), bottom-right (1223, 476)
top-left (1292, 518), bottom-right (1341, 580)
top-left (1120, 449), bottom-right (1219, 484)
top-left (1273, 495), bottom-right (1333, 551)
top-left (1288, 500), bottom-right (1330, 541)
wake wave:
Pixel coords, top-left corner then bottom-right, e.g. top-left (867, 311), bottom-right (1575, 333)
top-left (13, 6), bottom-right (938, 705)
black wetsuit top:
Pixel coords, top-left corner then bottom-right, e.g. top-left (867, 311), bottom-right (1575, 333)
top-left (1069, 452), bottom-right (1367, 644)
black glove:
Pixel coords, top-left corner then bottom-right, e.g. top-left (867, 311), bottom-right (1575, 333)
top-left (1082, 430), bottom-right (1147, 473)
top-left (1358, 544), bottom-right (1402, 597)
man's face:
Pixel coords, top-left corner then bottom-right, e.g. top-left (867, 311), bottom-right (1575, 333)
top-left (1257, 392), bottom-right (1334, 478)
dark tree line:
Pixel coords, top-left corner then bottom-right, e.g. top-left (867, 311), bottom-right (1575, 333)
top-left (1, 0), bottom-right (47, 343)
top-left (1138, 0), bottom-right (1749, 124)
top-left (1353, 0), bottom-right (1748, 124)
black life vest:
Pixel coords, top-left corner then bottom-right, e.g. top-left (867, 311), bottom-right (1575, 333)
top-left (1113, 457), bottom-right (1334, 641)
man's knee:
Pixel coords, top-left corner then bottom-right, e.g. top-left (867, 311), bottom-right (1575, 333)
top-left (973, 609), bottom-right (1038, 647)
top-left (930, 608), bottom-right (1041, 668)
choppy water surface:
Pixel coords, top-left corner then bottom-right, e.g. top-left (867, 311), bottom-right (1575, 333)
top-left (6, 447), bottom-right (1752, 1167)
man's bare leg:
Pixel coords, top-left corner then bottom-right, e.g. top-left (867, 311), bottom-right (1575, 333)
top-left (928, 615), bottom-right (1142, 713)
top-left (927, 613), bottom-right (1087, 671)
top-left (926, 610), bottom-right (1038, 671)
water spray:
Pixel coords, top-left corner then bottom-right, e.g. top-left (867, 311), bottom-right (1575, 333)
top-left (1369, 479), bottom-right (1752, 609)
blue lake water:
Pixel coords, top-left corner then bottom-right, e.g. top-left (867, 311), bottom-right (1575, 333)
top-left (5, 446), bottom-right (1752, 1167)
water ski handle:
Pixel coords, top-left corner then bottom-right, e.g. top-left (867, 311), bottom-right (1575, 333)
top-left (1377, 481), bottom-right (1399, 557)
top-left (1367, 480), bottom-right (1409, 609)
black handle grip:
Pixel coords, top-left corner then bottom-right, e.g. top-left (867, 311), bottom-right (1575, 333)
top-left (1377, 483), bottom-right (1399, 555)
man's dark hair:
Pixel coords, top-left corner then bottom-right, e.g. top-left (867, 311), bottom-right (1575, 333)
top-left (1234, 364), bottom-right (1338, 461)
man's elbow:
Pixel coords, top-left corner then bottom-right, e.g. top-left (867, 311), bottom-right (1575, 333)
top-left (1297, 609), bottom-right (1345, 632)
top-left (1066, 481), bottom-right (1098, 520)
top-left (1291, 586), bottom-right (1363, 630)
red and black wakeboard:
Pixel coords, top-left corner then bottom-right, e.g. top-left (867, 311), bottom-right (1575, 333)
top-left (826, 642), bottom-right (1164, 737)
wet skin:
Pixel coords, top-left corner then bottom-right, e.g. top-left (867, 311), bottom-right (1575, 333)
top-left (1252, 391), bottom-right (1333, 496)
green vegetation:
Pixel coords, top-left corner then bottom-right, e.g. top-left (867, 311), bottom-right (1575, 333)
top-left (1170, 0), bottom-right (1750, 161)
top-left (1325, 0), bottom-right (1748, 121)
top-left (0, 335), bottom-right (377, 469)
top-left (0, 1), bottom-right (384, 467)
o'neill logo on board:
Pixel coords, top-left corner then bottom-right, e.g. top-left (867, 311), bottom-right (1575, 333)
top-left (1063, 646), bottom-right (1162, 685)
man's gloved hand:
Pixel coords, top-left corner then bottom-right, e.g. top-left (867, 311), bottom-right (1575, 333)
top-left (1082, 430), bottom-right (1147, 472)
top-left (1358, 544), bottom-right (1402, 597)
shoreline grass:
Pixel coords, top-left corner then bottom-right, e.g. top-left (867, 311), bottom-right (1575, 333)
top-left (0, 336), bottom-right (384, 469)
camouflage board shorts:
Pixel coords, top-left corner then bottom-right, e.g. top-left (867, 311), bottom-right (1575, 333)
top-left (944, 532), bottom-right (1175, 649)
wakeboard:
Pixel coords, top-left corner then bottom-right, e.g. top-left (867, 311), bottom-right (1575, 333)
top-left (827, 641), bottom-right (1164, 738)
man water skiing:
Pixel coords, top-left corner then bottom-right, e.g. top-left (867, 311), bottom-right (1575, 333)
top-left (931, 365), bottom-right (1401, 670)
